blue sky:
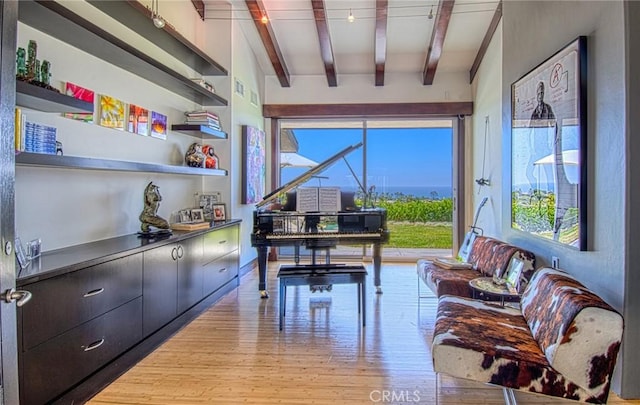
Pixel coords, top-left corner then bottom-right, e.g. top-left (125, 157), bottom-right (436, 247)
top-left (282, 127), bottom-right (453, 193)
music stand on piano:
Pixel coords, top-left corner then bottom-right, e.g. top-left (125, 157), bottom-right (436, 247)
top-left (251, 143), bottom-right (390, 298)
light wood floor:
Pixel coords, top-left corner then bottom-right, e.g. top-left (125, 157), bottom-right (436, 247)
top-left (90, 262), bottom-right (639, 404)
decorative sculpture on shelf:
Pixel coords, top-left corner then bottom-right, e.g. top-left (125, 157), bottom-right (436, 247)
top-left (26, 40), bottom-right (37, 82)
top-left (139, 181), bottom-right (171, 236)
top-left (202, 144), bottom-right (219, 169)
top-left (40, 60), bottom-right (51, 86)
top-left (185, 143), bottom-right (206, 168)
top-left (16, 47), bottom-right (27, 80)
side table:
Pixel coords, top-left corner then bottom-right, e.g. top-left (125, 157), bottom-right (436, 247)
top-left (468, 277), bottom-right (520, 306)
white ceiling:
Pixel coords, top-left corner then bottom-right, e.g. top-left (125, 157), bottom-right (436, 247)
top-left (209, 0), bottom-right (500, 85)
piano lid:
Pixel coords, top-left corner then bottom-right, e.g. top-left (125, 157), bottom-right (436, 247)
top-left (256, 142), bottom-right (363, 208)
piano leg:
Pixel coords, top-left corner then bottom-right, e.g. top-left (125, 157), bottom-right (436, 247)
top-left (373, 243), bottom-right (383, 294)
top-left (257, 246), bottom-right (269, 298)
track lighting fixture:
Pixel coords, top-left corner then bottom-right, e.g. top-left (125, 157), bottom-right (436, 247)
top-left (428, 5), bottom-right (434, 19)
top-left (261, 14), bottom-right (269, 24)
top-left (348, 8), bottom-right (355, 23)
top-left (151, 0), bottom-right (165, 29)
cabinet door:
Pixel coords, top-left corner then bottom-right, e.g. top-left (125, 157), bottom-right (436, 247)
top-left (143, 244), bottom-right (178, 337)
top-left (177, 235), bottom-right (204, 314)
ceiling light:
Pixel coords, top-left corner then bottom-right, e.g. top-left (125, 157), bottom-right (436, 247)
top-left (261, 14), bottom-right (268, 24)
top-left (348, 9), bottom-right (355, 23)
top-left (150, 0), bottom-right (165, 29)
top-left (428, 6), bottom-right (434, 19)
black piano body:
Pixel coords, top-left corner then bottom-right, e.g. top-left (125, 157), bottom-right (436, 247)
top-left (250, 143), bottom-right (390, 298)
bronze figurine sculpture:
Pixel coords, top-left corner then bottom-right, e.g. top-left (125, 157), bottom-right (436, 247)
top-left (139, 181), bottom-right (170, 234)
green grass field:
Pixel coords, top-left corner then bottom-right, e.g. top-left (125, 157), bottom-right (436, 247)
top-left (387, 221), bottom-right (452, 248)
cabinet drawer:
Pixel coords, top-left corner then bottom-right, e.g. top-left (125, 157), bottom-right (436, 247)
top-left (21, 254), bottom-right (142, 351)
top-left (203, 250), bottom-right (239, 297)
top-left (202, 226), bottom-right (239, 264)
top-left (21, 297), bottom-right (142, 405)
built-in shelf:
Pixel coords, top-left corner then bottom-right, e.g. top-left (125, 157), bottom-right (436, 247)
top-left (16, 80), bottom-right (93, 113)
top-left (171, 125), bottom-right (228, 140)
top-left (15, 152), bottom-right (228, 177)
top-left (86, 0), bottom-right (227, 77)
top-left (18, 0), bottom-right (228, 107)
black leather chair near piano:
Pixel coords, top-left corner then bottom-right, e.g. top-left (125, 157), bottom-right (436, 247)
top-left (250, 143), bottom-right (390, 298)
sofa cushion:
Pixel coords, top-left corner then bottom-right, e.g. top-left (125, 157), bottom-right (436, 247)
top-left (417, 260), bottom-right (477, 298)
top-left (433, 295), bottom-right (615, 403)
top-left (521, 268), bottom-right (623, 397)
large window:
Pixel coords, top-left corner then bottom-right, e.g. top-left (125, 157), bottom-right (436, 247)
top-left (279, 119), bottom-right (455, 261)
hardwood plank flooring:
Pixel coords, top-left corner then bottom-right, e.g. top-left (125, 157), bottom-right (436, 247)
top-left (90, 263), bottom-right (639, 404)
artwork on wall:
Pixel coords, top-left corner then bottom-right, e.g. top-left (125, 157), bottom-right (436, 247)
top-left (127, 104), bottom-right (149, 136)
top-left (63, 82), bottom-right (94, 123)
top-left (150, 111), bottom-right (167, 140)
top-left (98, 94), bottom-right (125, 130)
top-left (511, 36), bottom-right (587, 250)
top-left (242, 125), bottom-right (266, 204)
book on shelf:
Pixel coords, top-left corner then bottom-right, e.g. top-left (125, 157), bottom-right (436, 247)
top-left (433, 257), bottom-right (473, 270)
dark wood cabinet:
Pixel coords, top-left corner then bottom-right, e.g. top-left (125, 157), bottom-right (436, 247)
top-left (17, 224), bottom-right (240, 404)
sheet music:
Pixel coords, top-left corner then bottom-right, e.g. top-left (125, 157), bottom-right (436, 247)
top-left (296, 187), bottom-right (342, 212)
top-left (318, 187), bottom-right (341, 212)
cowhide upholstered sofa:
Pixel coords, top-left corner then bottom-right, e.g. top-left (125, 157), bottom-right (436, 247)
top-left (432, 267), bottom-right (624, 403)
top-left (417, 235), bottom-right (536, 299)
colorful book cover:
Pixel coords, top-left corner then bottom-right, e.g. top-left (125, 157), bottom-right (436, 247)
top-left (150, 111), bottom-right (167, 140)
top-left (63, 82), bottom-right (95, 123)
top-left (127, 104), bottom-right (149, 136)
top-left (98, 94), bottom-right (125, 130)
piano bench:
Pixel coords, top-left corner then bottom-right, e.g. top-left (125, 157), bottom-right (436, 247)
top-left (277, 264), bottom-right (367, 331)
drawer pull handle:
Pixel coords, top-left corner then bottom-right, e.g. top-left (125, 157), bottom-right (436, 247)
top-left (218, 240), bottom-right (227, 244)
top-left (218, 267), bottom-right (227, 273)
top-left (83, 288), bottom-right (105, 298)
top-left (83, 338), bottom-right (105, 352)
top-left (177, 245), bottom-right (184, 259)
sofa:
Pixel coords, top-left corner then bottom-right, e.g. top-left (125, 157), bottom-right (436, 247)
top-left (432, 267), bottom-right (624, 403)
top-left (417, 235), bottom-right (536, 299)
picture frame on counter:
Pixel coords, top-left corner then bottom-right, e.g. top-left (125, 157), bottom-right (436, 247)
top-left (212, 204), bottom-right (226, 221)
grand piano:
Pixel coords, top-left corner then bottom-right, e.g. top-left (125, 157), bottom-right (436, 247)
top-left (251, 143), bottom-right (390, 298)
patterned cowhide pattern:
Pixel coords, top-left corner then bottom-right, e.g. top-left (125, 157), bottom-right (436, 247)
top-left (432, 269), bottom-right (624, 404)
top-left (416, 236), bottom-right (536, 298)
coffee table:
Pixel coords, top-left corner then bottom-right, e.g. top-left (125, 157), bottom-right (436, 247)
top-left (469, 276), bottom-right (520, 306)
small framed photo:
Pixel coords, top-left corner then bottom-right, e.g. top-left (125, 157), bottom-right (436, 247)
top-left (505, 258), bottom-right (524, 291)
top-left (212, 204), bottom-right (226, 221)
top-left (179, 209), bottom-right (192, 223)
top-left (190, 208), bottom-right (205, 223)
top-left (15, 238), bottom-right (29, 269)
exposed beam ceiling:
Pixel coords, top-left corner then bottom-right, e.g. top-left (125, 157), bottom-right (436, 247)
top-left (191, 0), bottom-right (205, 20)
top-left (469, 1), bottom-right (502, 83)
top-left (245, 0), bottom-right (291, 87)
top-left (374, 0), bottom-right (388, 86)
top-left (311, 0), bottom-right (337, 87)
top-left (422, 0), bottom-right (455, 85)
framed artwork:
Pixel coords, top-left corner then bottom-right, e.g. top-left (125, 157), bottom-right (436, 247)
top-left (197, 192), bottom-right (221, 221)
top-left (98, 94), bottom-right (125, 130)
top-left (15, 237), bottom-right (29, 269)
top-left (511, 36), bottom-right (587, 250)
top-left (505, 258), bottom-right (524, 291)
top-left (63, 82), bottom-right (94, 123)
top-left (127, 104), bottom-right (149, 136)
top-left (179, 209), bottom-right (192, 223)
top-left (212, 204), bottom-right (226, 221)
top-left (150, 111), bottom-right (167, 140)
top-left (190, 208), bottom-right (205, 223)
top-left (241, 125), bottom-right (266, 204)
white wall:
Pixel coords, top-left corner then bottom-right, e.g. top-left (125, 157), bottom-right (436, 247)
top-left (491, 0), bottom-right (632, 397)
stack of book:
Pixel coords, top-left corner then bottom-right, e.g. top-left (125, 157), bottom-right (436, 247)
top-left (184, 110), bottom-right (221, 131)
top-left (23, 121), bottom-right (57, 154)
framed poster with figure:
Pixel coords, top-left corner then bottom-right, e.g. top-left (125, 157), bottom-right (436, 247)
top-left (242, 125), bottom-right (266, 204)
top-left (511, 36), bottom-right (587, 250)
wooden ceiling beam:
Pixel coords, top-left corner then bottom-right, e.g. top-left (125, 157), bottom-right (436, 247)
top-left (375, 0), bottom-right (388, 86)
top-left (263, 102), bottom-right (473, 118)
top-left (469, 1), bottom-right (502, 83)
top-left (245, 0), bottom-right (291, 87)
top-left (311, 0), bottom-right (337, 87)
top-left (422, 0), bottom-right (455, 85)
top-left (190, 0), bottom-right (205, 20)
